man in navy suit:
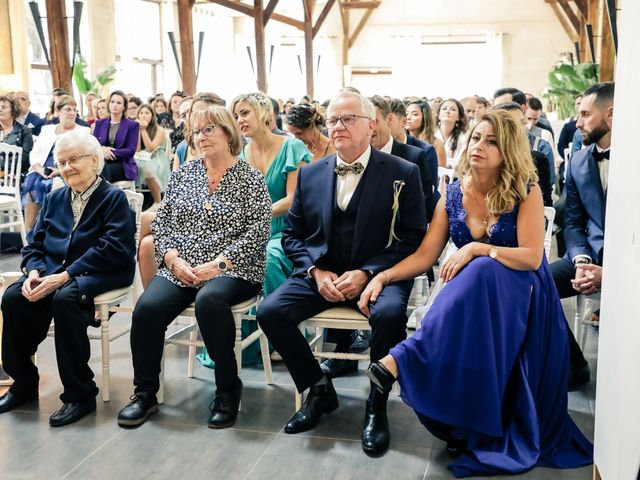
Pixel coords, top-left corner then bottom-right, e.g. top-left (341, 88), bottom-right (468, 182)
top-left (550, 82), bottom-right (614, 389)
top-left (258, 91), bottom-right (426, 456)
top-left (14, 90), bottom-right (45, 137)
top-left (0, 130), bottom-right (136, 426)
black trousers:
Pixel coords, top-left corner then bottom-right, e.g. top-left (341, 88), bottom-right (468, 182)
top-left (102, 160), bottom-right (126, 183)
top-left (131, 275), bottom-right (261, 394)
top-left (1, 279), bottom-right (98, 402)
top-left (257, 276), bottom-right (413, 393)
top-left (550, 257), bottom-right (589, 367)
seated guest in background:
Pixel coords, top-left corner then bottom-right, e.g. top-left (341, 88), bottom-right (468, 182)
top-left (387, 98), bottom-right (439, 202)
top-left (269, 97), bottom-right (288, 135)
top-left (436, 98), bottom-right (468, 171)
top-left (0, 94), bottom-right (34, 174)
top-left (493, 102), bottom-right (552, 206)
top-left (84, 92), bottom-right (98, 125)
top-left (152, 96), bottom-right (168, 117)
top-left (460, 96), bottom-right (477, 126)
top-left (14, 90), bottom-right (45, 137)
top-left (550, 82), bottom-right (614, 389)
top-left (0, 130), bottom-right (136, 426)
top-left (93, 90), bottom-right (139, 183)
top-left (135, 104), bottom-right (171, 210)
top-left (473, 96), bottom-right (490, 125)
top-left (117, 105), bottom-right (271, 429)
top-left (525, 97), bottom-right (556, 146)
top-left (557, 94), bottom-right (583, 191)
top-left (166, 91), bottom-right (188, 151)
top-left (286, 103), bottom-right (335, 161)
top-left (361, 111), bottom-right (593, 476)
top-left (91, 98), bottom-right (108, 131)
top-left (406, 100), bottom-right (446, 167)
top-left (257, 91), bottom-right (426, 456)
top-left (45, 90), bottom-right (90, 128)
top-left (127, 96), bottom-right (142, 120)
top-left (23, 95), bottom-right (90, 231)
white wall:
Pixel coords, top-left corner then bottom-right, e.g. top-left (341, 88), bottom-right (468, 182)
top-left (593, 0), bottom-right (640, 478)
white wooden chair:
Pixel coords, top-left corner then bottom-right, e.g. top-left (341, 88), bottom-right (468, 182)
top-left (437, 167), bottom-right (454, 196)
top-left (0, 145), bottom-right (27, 246)
top-left (112, 180), bottom-right (137, 191)
top-left (158, 295), bottom-right (272, 404)
top-left (46, 190), bottom-right (144, 401)
top-left (575, 293), bottom-right (600, 350)
top-left (543, 206), bottom-right (556, 258)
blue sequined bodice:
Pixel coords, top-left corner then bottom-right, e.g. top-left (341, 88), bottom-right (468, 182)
top-left (445, 181), bottom-right (519, 249)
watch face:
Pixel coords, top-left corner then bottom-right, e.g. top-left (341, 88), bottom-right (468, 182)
top-left (489, 248), bottom-right (497, 259)
top-left (218, 260), bottom-right (227, 271)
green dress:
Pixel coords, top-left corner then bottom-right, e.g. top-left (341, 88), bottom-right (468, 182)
top-left (198, 137), bottom-right (312, 367)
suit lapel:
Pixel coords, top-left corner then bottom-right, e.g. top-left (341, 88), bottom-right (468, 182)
top-left (321, 155), bottom-right (337, 239)
top-left (351, 150), bottom-right (385, 257)
top-left (582, 145), bottom-right (605, 229)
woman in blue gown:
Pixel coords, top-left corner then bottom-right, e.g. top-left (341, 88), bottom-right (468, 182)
top-left (359, 111), bottom-right (593, 477)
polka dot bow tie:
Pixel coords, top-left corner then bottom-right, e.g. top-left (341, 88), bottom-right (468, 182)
top-left (335, 162), bottom-right (365, 176)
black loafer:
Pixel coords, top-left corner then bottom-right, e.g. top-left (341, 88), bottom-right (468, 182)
top-left (49, 398), bottom-right (96, 427)
top-left (568, 363), bottom-right (590, 391)
top-left (446, 438), bottom-right (467, 457)
top-left (117, 392), bottom-right (159, 428)
top-left (208, 380), bottom-right (243, 429)
top-left (0, 390), bottom-right (38, 414)
top-left (361, 397), bottom-right (390, 457)
top-left (320, 358), bottom-right (358, 379)
top-left (285, 379), bottom-right (339, 434)
top-left (366, 362), bottom-right (396, 395)
top-left (349, 330), bottom-right (370, 354)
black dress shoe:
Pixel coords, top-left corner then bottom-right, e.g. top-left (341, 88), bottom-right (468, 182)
top-left (285, 379), bottom-right (339, 434)
top-left (320, 358), bottom-right (358, 379)
top-left (49, 398), bottom-right (96, 427)
top-left (349, 330), bottom-right (370, 354)
top-left (208, 379), bottom-right (242, 429)
top-left (366, 362), bottom-right (396, 395)
top-left (446, 438), bottom-right (467, 457)
top-left (117, 392), bottom-right (159, 428)
top-left (361, 394), bottom-right (390, 457)
top-left (568, 363), bottom-right (591, 390)
top-left (0, 390), bottom-right (38, 414)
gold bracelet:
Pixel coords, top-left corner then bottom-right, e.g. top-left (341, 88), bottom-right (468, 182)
top-left (380, 271), bottom-right (390, 286)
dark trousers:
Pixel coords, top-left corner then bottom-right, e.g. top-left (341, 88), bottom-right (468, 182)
top-left (1, 279), bottom-right (98, 402)
top-left (257, 276), bottom-right (413, 393)
top-left (131, 275), bottom-right (261, 394)
top-left (550, 257), bottom-right (589, 367)
top-left (102, 160), bottom-right (126, 183)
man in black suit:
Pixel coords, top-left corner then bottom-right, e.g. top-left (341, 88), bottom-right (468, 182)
top-left (257, 91), bottom-right (426, 456)
top-left (14, 91), bottom-right (45, 137)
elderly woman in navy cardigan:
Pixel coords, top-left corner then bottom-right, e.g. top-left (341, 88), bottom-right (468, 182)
top-left (92, 90), bottom-right (139, 182)
top-left (0, 129), bottom-right (136, 427)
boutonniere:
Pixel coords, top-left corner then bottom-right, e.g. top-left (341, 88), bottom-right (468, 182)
top-left (27, 123), bottom-right (35, 128)
top-left (386, 180), bottom-right (405, 248)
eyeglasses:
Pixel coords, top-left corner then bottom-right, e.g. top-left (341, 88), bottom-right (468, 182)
top-left (324, 114), bottom-right (370, 129)
top-left (191, 125), bottom-right (217, 138)
top-left (59, 107), bottom-right (77, 114)
top-left (54, 153), bottom-right (94, 169)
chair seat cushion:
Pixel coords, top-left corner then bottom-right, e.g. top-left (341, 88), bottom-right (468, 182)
top-left (94, 286), bottom-right (133, 304)
top-left (311, 307), bottom-right (368, 321)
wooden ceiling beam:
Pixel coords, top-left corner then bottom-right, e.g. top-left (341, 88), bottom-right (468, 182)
top-left (573, 0), bottom-right (588, 18)
top-left (342, 1), bottom-right (379, 8)
top-left (348, 6), bottom-right (375, 48)
top-left (263, 0), bottom-right (279, 24)
top-left (557, 0), bottom-right (581, 32)
top-left (208, 0), bottom-right (303, 29)
top-left (545, 0), bottom-right (579, 42)
top-left (312, 0), bottom-right (336, 38)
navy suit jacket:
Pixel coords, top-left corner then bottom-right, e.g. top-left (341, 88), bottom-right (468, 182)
top-left (390, 140), bottom-right (434, 222)
top-left (93, 118), bottom-right (140, 180)
top-left (406, 133), bottom-right (439, 204)
top-left (23, 111), bottom-right (45, 137)
top-left (21, 180), bottom-right (136, 303)
top-left (283, 148), bottom-right (427, 277)
top-left (563, 144), bottom-right (605, 264)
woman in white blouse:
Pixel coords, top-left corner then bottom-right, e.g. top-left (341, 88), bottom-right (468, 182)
top-left (436, 98), bottom-right (468, 172)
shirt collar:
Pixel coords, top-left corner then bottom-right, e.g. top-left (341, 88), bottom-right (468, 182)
top-left (336, 145), bottom-right (371, 169)
top-left (71, 176), bottom-right (102, 200)
top-left (594, 144), bottom-right (610, 154)
top-left (379, 136), bottom-right (394, 154)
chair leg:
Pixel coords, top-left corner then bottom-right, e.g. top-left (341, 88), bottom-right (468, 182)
top-left (187, 320), bottom-right (197, 378)
top-left (258, 328), bottom-right (273, 385)
top-left (580, 322), bottom-right (589, 351)
top-left (100, 305), bottom-right (111, 402)
top-left (158, 347), bottom-right (165, 404)
top-left (15, 205), bottom-right (27, 246)
top-left (234, 312), bottom-right (242, 376)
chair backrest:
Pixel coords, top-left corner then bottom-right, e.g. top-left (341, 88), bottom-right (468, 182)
top-left (0, 144), bottom-right (23, 196)
top-left (124, 190), bottom-right (144, 245)
top-left (112, 180), bottom-right (137, 191)
top-left (437, 167), bottom-right (454, 194)
top-left (543, 206), bottom-right (556, 258)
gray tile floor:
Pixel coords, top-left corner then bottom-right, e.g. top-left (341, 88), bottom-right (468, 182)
top-left (0, 251), bottom-right (597, 480)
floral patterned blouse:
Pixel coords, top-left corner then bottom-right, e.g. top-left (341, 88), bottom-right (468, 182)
top-left (152, 158), bottom-right (272, 287)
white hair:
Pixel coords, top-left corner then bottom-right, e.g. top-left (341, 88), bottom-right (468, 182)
top-left (328, 91), bottom-right (376, 119)
top-left (54, 129), bottom-right (105, 174)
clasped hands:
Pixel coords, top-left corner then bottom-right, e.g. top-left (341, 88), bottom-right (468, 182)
top-left (169, 256), bottom-right (221, 286)
top-left (312, 268), bottom-right (369, 303)
top-left (22, 270), bottom-right (70, 302)
top-left (571, 264), bottom-right (602, 295)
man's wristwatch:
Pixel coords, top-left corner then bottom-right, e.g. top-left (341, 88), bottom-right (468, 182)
top-left (573, 257), bottom-right (592, 266)
top-left (216, 259), bottom-right (229, 272)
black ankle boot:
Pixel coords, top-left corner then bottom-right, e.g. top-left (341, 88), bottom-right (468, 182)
top-left (366, 362), bottom-right (395, 394)
top-left (361, 389), bottom-right (390, 457)
top-left (208, 379), bottom-right (242, 429)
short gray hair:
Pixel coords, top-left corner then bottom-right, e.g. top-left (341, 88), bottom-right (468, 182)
top-left (54, 129), bottom-right (105, 174)
top-left (329, 90), bottom-right (375, 119)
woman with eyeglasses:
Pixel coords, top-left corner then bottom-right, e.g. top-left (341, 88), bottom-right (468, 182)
top-left (22, 95), bottom-right (90, 231)
top-left (117, 105), bottom-right (271, 429)
top-left (286, 103), bottom-right (335, 161)
top-left (135, 104), bottom-right (170, 210)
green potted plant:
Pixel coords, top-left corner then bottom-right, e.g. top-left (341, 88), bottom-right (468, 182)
top-left (543, 62), bottom-right (599, 119)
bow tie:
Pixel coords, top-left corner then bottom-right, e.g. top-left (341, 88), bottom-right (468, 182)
top-left (335, 162), bottom-right (364, 176)
top-left (593, 149), bottom-right (610, 162)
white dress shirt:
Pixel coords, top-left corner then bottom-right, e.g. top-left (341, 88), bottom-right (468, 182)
top-left (336, 145), bottom-right (371, 211)
top-left (595, 145), bottom-right (610, 193)
top-left (378, 136), bottom-right (394, 155)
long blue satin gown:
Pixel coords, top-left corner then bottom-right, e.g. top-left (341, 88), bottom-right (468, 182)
top-left (390, 181), bottom-right (593, 477)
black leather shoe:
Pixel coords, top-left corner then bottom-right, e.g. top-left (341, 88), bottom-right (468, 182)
top-left (361, 394), bottom-right (390, 457)
top-left (117, 392), bottom-right (159, 428)
top-left (446, 438), bottom-right (467, 457)
top-left (285, 379), bottom-right (339, 434)
top-left (0, 390), bottom-right (38, 414)
top-left (49, 398), bottom-right (96, 427)
top-left (366, 362), bottom-right (395, 395)
top-left (349, 330), bottom-right (370, 354)
top-left (568, 363), bottom-right (590, 390)
top-left (208, 379), bottom-right (242, 429)
top-left (320, 358), bottom-right (358, 379)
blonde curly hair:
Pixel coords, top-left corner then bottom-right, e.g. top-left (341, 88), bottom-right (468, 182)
top-left (457, 110), bottom-right (538, 215)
